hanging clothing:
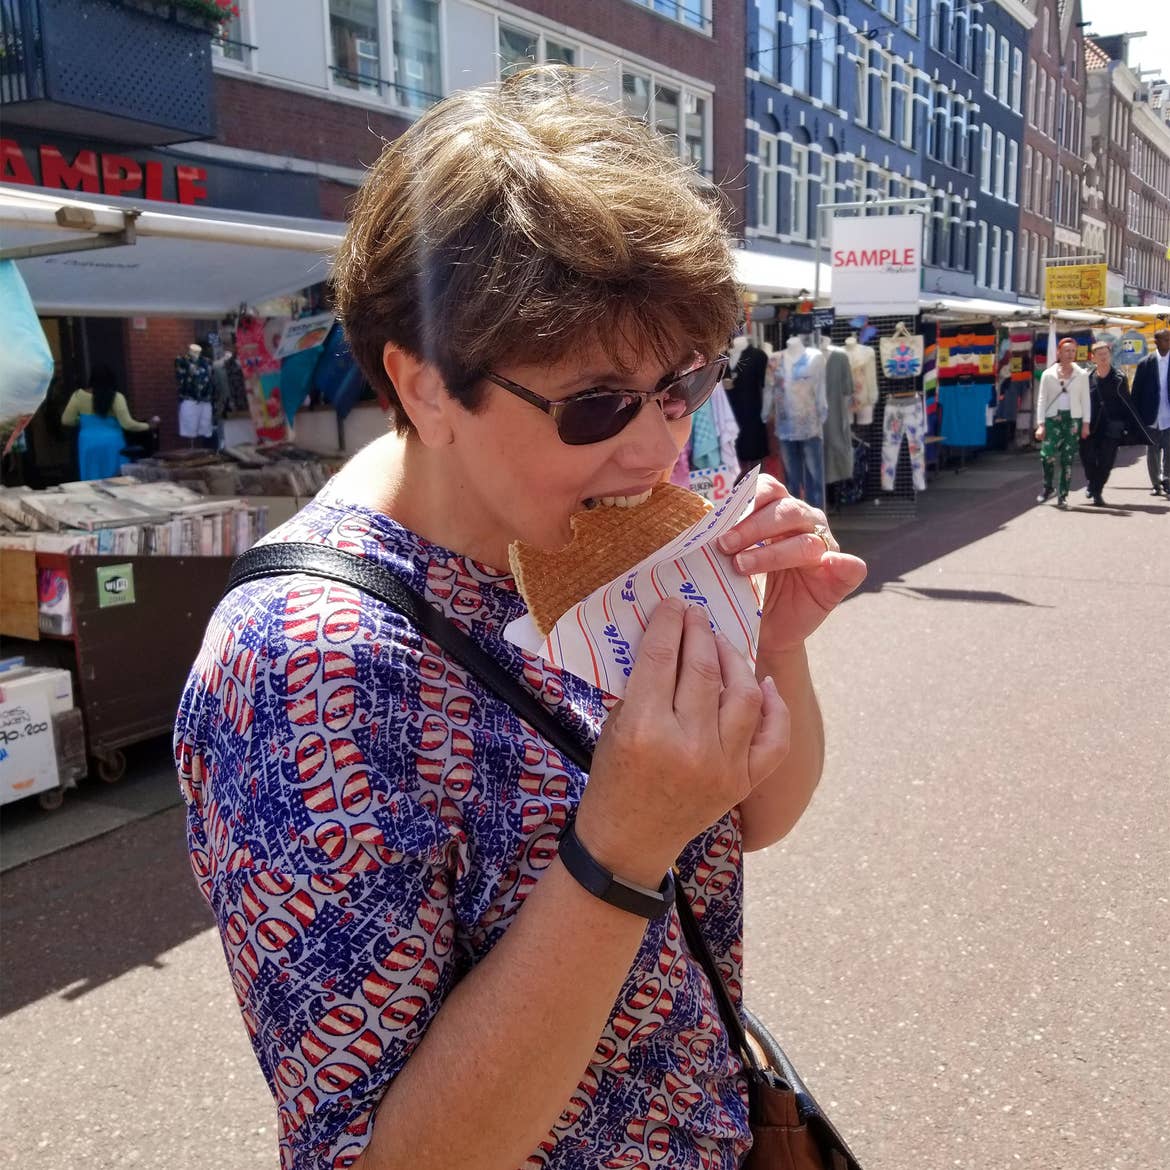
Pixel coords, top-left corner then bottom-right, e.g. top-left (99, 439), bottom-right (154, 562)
top-left (844, 342), bottom-right (879, 425)
top-left (881, 396), bottom-right (927, 492)
top-left (938, 383), bottom-right (992, 447)
top-left (773, 347), bottom-right (827, 442)
top-left (725, 343), bottom-right (769, 463)
top-left (822, 347), bottom-right (854, 483)
top-left (779, 437), bottom-right (826, 508)
top-left (175, 354), bottom-right (213, 403)
top-left (689, 397), bottom-right (722, 469)
top-left (76, 411), bottom-right (126, 481)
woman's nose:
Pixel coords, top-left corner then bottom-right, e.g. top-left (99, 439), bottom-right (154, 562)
top-left (619, 393), bottom-right (685, 469)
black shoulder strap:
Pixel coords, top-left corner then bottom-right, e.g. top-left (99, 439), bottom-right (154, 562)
top-left (224, 541), bottom-right (759, 1068)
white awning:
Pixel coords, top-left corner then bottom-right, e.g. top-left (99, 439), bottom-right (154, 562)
top-left (735, 248), bottom-right (832, 299)
top-left (0, 185), bottom-right (344, 317)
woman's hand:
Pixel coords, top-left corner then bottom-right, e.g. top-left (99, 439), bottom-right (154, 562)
top-left (715, 475), bottom-right (867, 659)
top-left (575, 600), bottom-right (789, 887)
top-left (1035, 423), bottom-right (1045, 442)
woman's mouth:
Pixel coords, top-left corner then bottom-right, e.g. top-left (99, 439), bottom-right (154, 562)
top-left (581, 488), bottom-right (655, 510)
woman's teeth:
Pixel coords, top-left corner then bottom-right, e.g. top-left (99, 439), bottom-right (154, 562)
top-left (587, 489), bottom-right (653, 509)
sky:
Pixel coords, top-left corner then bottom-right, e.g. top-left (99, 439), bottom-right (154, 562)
top-left (1079, 0), bottom-right (1170, 80)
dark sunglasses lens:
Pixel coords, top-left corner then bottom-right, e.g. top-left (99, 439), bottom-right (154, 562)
top-left (559, 394), bottom-right (643, 445)
top-left (661, 360), bottom-right (724, 421)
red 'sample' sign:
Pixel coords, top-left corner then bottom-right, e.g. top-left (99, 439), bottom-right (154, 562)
top-left (1, 139), bottom-right (208, 204)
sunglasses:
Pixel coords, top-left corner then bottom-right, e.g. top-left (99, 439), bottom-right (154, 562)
top-left (483, 355), bottom-right (728, 446)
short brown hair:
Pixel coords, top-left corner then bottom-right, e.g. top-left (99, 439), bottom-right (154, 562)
top-left (331, 67), bottom-right (740, 432)
top-left (1090, 339), bottom-right (1111, 353)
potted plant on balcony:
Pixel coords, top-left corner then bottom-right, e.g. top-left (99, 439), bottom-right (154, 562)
top-left (121, 0), bottom-right (239, 33)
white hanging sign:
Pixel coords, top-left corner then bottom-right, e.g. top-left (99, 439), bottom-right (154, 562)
top-left (830, 213), bottom-right (923, 315)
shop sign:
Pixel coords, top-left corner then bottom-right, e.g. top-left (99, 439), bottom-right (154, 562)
top-left (789, 307), bottom-right (835, 334)
top-left (1044, 263), bottom-right (1107, 309)
top-left (2, 139), bottom-right (208, 204)
top-left (830, 214), bottom-right (923, 315)
top-left (96, 563), bottom-right (136, 608)
top-left (0, 134), bottom-right (321, 217)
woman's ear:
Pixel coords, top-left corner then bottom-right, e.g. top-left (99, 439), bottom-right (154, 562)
top-left (382, 343), bottom-right (454, 447)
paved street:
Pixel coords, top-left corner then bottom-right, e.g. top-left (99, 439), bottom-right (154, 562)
top-left (1, 448), bottom-right (1167, 1170)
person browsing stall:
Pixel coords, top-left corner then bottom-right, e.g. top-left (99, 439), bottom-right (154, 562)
top-left (1034, 336), bottom-right (1091, 508)
top-left (175, 69), bottom-right (867, 1170)
top-left (60, 365), bottom-right (157, 481)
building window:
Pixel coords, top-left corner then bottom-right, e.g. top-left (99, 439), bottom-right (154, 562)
top-left (629, 0), bottom-right (708, 32)
top-left (928, 0), bottom-right (938, 48)
top-left (684, 93), bottom-right (707, 172)
top-left (980, 123), bottom-right (992, 191)
top-left (880, 0), bottom-right (896, 18)
top-left (820, 17), bottom-right (838, 105)
top-left (984, 25), bottom-right (995, 94)
top-left (757, 0), bottom-right (779, 81)
top-left (1003, 230), bottom-right (1014, 292)
top-left (1045, 73), bottom-right (1055, 137)
top-left (1027, 63), bottom-right (1037, 127)
top-left (954, 100), bottom-right (968, 170)
top-left (1020, 230), bottom-right (1029, 293)
top-left (1022, 145), bottom-right (1032, 210)
top-left (790, 0), bottom-right (811, 93)
top-left (212, 0), bottom-right (249, 64)
top-left (994, 130), bottom-right (1005, 197)
top-left (329, 0), bottom-right (440, 109)
top-left (902, 0), bottom-right (918, 36)
top-left (936, 0), bottom-right (950, 54)
top-left (499, 23), bottom-right (575, 76)
top-left (330, 0), bottom-right (382, 93)
top-left (878, 53), bottom-right (893, 137)
top-left (989, 224), bottom-right (1001, 289)
top-left (976, 220), bottom-right (987, 286)
top-left (821, 155), bottom-right (837, 223)
top-left (854, 39), bottom-right (870, 126)
top-left (622, 70), bottom-right (711, 172)
top-left (783, 144), bottom-right (811, 239)
top-left (901, 74), bottom-right (917, 147)
top-left (756, 135), bottom-right (778, 232)
top-left (997, 36), bottom-right (1009, 105)
top-left (1011, 48), bottom-right (1023, 112)
top-left (1007, 140), bottom-right (1018, 203)
top-left (950, 196), bottom-right (964, 266)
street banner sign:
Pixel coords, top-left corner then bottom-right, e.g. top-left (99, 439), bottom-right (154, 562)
top-left (1044, 263), bottom-right (1107, 309)
top-left (830, 213), bottom-right (923, 315)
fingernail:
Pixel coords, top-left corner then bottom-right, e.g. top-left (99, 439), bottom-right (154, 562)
top-left (717, 534), bottom-right (734, 553)
top-left (734, 552), bottom-right (756, 572)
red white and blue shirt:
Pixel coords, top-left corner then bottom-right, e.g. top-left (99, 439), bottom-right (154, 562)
top-left (175, 482), bottom-right (750, 1170)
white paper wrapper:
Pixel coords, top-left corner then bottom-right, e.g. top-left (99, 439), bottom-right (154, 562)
top-left (505, 468), bottom-right (763, 697)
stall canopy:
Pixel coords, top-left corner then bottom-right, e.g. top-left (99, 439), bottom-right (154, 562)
top-left (0, 185), bottom-right (344, 317)
top-left (735, 248), bottom-right (832, 300)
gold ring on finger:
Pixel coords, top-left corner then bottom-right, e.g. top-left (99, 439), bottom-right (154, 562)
top-left (812, 523), bottom-right (833, 553)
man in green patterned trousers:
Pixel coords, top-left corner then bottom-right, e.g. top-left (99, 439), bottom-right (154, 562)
top-left (1035, 337), bottom-right (1091, 507)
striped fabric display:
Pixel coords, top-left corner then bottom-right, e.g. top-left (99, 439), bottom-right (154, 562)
top-left (505, 469), bottom-right (763, 698)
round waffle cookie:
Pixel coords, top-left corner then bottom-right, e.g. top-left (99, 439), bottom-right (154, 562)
top-left (509, 484), bottom-right (713, 637)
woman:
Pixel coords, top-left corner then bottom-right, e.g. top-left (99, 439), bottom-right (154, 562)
top-left (1080, 339), bottom-right (1137, 507)
top-left (176, 69), bottom-right (866, 1170)
top-left (60, 365), bottom-right (155, 480)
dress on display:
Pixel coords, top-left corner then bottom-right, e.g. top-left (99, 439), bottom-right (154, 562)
top-left (725, 342), bottom-right (769, 463)
top-left (822, 347), bottom-right (855, 483)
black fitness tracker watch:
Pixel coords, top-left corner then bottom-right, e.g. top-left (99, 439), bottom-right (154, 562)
top-left (557, 817), bottom-right (675, 920)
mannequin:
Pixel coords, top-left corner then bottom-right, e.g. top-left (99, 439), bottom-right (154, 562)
top-left (176, 342), bottom-right (214, 442)
top-left (725, 336), bottom-right (769, 464)
top-left (820, 341), bottom-right (855, 487)
top-left (772, 336), bottom-right (828, 508)
top-left (844, 334), bottom-right (879, 425)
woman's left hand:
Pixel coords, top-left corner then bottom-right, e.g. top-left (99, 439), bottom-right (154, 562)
top-left (717, 474), bottom-right (867, 657)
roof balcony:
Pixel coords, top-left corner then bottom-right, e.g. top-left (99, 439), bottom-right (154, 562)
top-left (1, 0), bottom-right (215, 147)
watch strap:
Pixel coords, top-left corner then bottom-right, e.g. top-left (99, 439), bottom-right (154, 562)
top-left (558, 817), bottom-right (675, 920)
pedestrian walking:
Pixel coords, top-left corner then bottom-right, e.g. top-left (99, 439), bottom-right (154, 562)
top-left (1080, 340), bottom-right (1134, 507)
top-left (1131, 328), bottom-right (1170, 498)
top-left (1034, 336), bottom-right (1090, 507)
top-left (174, 67), bottom-right (867, 1170)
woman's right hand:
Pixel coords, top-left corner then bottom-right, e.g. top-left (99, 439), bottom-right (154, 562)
top-left (573, 599), bottom-right (790, 888)
top-left (1034, 424), bottom-right (1045, 442)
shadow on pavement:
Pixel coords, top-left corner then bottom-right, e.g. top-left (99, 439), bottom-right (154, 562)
top-left (881, 585), bottom-right (1047, 606)
top-left (840, 448), bottom-right (1158, 593)
top-left (0, 805), bottom-right (214, 1018)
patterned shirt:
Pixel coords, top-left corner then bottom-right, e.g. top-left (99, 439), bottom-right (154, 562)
top-left (175, 482), bottom-right (750, 1170)
top-left (769, 349), bottom-right (829, 442)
